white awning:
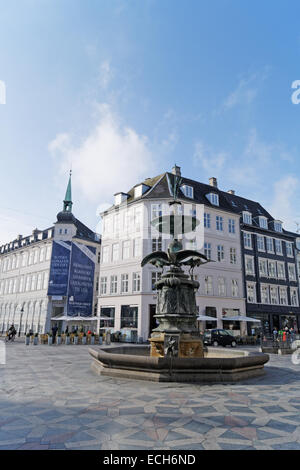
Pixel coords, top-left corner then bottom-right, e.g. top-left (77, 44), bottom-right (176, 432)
top-left (197, 315), bottom-right (218, 321)
top-left (222, 315), bottom-right (261, 323)
top-left (51, 316), bottom-right (97, 321)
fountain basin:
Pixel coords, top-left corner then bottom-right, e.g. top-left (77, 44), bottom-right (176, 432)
top-left (89, 346), bottom-right (269, 383)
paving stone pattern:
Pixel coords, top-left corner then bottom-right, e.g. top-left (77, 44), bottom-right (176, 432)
top-left (1, 341), bottom-right (300, 450)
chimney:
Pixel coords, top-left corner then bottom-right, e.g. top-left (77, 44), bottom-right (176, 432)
top-left (209, 177), bottom-right (218, 188)
top-left (227, 190), bottom-right (235, 195)
top-left (172, 165), bottom-right (181, 177)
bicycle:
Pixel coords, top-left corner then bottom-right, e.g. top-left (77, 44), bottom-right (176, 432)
top-left (5, 334), bottom-right (15, 343)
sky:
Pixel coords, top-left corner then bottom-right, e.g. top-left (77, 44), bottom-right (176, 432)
top-left (1, 0), bottom-right (300, 242)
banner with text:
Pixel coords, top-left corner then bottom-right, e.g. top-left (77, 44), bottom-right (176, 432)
top-left (47, 240), bottom-right (71, 296)
top-left (67, 242), bottom-right (96, 317)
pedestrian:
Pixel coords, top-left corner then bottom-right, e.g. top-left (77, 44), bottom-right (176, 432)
top-left (52, 324), bottom-right (58, 344)
top-left (65, 325), bottom-right (69, 334)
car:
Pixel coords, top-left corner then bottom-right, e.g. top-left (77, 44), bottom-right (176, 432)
top-left (203, 329), bottom-right (237, 348)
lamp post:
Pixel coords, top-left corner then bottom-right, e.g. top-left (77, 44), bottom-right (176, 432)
top-left (18, 307), bottom-right (24, 337)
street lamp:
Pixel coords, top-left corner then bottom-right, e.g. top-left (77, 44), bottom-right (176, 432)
top-left (18, 307), bottom-right (24, 337)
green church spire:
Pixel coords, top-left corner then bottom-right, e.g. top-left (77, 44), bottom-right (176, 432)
top-left (63, 170), bottom-right (73, 212)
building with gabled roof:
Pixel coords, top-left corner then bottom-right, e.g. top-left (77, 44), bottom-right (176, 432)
top-left (0, 173), bottom-right (101, 336)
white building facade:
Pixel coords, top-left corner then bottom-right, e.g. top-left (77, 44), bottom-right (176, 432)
top-left (98, 168), bottom-right (246, 341)
top-left (0, 175), bottom-right (101, 335)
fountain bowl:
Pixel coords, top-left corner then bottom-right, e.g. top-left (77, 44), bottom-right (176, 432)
top-left (89, 346), bottom-right (269, 383)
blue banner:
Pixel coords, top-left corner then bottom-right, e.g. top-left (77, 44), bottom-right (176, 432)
top-left (47, 241), bottom-right (71, 296)
top-left (67, 242), bottom-right (96, 317)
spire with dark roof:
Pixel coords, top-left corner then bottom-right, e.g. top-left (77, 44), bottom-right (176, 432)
top-left (56, 170), bottom-right (75, 223)
top-left (63, 170), bottom-right (73, 212)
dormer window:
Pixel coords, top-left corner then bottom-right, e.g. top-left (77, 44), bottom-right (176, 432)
top-left (114, 192), bottom-right (129, 206)
top-left (274, 220), bottom-right (283, 232)
top-left (259, 216), bottom-right (268, 229)
top-left (134, 184), bottom-right (150, 199)
top-left (242, 211), bottom-right (252, 225)
top-left (206, 193), bottom-right (219, 206)
top-left (181, 184), bottom-right (194, 199)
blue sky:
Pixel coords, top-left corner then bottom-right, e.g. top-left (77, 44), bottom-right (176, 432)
top-left (1, 0), bottom-right (300, 242)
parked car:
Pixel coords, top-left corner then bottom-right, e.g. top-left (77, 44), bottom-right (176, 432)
top-left (203, 329), bottom-right (237, 347)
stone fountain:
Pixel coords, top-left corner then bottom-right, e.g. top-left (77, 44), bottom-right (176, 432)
top-left (89, 175), bottom-right (269, 382)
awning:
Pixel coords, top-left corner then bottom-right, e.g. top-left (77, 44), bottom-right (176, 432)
top-left (222, 315), bottom-right (261, 323)
top-left (51, 316), bottom-right (97, 321)
top-left (197, 315), bottom-right (218, 321)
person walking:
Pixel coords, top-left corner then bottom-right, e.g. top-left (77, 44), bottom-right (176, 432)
top-left (52, 324), bottom-right (58, 344)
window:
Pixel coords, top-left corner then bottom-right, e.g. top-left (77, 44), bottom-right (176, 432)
top-left (216, 216), bottom-right (223, 231)
top-left (121, 305), bottom-right (138, 328)
top-left (181, 185), bottom-right (193, 198)
top-left (134, 207), bottom-right (142, 231)
top-left (133, 272), bottom-right (141, 292)
top-left (100, 307), bottom-right (115, 328)
top-left (257, 235), bottom-right (265, 251)
top-left (110, 275), bottom-right (118, 294)
top-left (12, 256), bottom-right (16, 270)
top-left (261, 285), bottom-right (269, 304)
top-left (270, 286), bottom-right (278, 304)
top-left (275, 239), bottom-right (282, 255)
top-left (206, 193), bottom-right (219, 206)
top-left (274, 221), bottom-right (282, 232)
top-left (268, 261), bottom-right (277, 278)
top-left (151, 272), bottom-right (161, 290)
top-left (37, 273), bottom-right (42, 290)
top-left (19, 276), bottom-right (24, 293)
top-left (291, 288), bottom-right (299, 306)
top-left (28, 251), bottom-right (34, 265)
top-left (101, 246), bottom-right (109, 264)
top-left (228, 219), bottom-right (235, 234)
top-left (246, 283), bottom-right (256, 303)
top-left (204, 242), bottom-right (211, 260)
top-left (34, 250), bottom-right (39, 264)
top-left (113, 213), bottom-right (120, 233)
top-left (266, 237), bottom-right (274, 253)
top-left (245, 255), bottom-right (255, 275)
top-left (121, 274), bottom-right (129, 293)
top-left (152, 237), bottom-right (162, 252)
top-left (279, 287), bottom-right (288, 305)
top-left (243, 232), bottom-right (252, 249)
top-left (258, 258), bottom-right (267, 277)
top-left (25, 275), bottom-right (31, 292)
top-left (112, 243), bottom-right (119, 262)
top-left (133, 238), bottom-right (142, 258)
top-left (230, 248), bottom-right (237, 264)
top-left (218, 277), bottom-right (226, 296)
top-left (204, 275), bottom-right (213, 295)
top-left (151, 204), bottom-right (162, 220)
top-left (217, 245), bottom-right (224, 262)
top-left (286, 242), bottom-right (293, 257)
top-left (243, 212), bottom-right (252, 225)
top-left (204, 213), bottom-right (211, 228)
top-left (100, 277), bottom-right (107, 295)
top-left (122, 240), bottom-right (130, 260)
top-left (232, 279), bottom-right (239, 297)
top-left (259, 217), bottom-right (268, 229)
top-left (277, 262), bottom-right (285, 279)
top-left (43, 272), bottom-right (49, 290)
top-left (39, 248), bottom-right (45, 263)
top-left (46, 246), bottom-right (51, 260)
top-left (288, 264), bottom-right (297, 281)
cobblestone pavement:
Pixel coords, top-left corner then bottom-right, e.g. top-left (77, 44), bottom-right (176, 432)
top-left (1, 340), bottom-right (300, 450)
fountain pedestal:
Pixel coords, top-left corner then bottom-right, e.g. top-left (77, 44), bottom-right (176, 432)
top-left (149, 267), bottom-right (204, 358)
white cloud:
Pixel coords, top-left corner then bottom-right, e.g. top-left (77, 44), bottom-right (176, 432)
top-left (98, 61), bottom-right (113, 89)
top-left (49, 104), bottom-right (157, 206)
top-left (193, 141), bottom-right (228, 175)
top-left (220, 68), bottom-right (270, 112)
top-left (270, 176), bottom-right (300, 231)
